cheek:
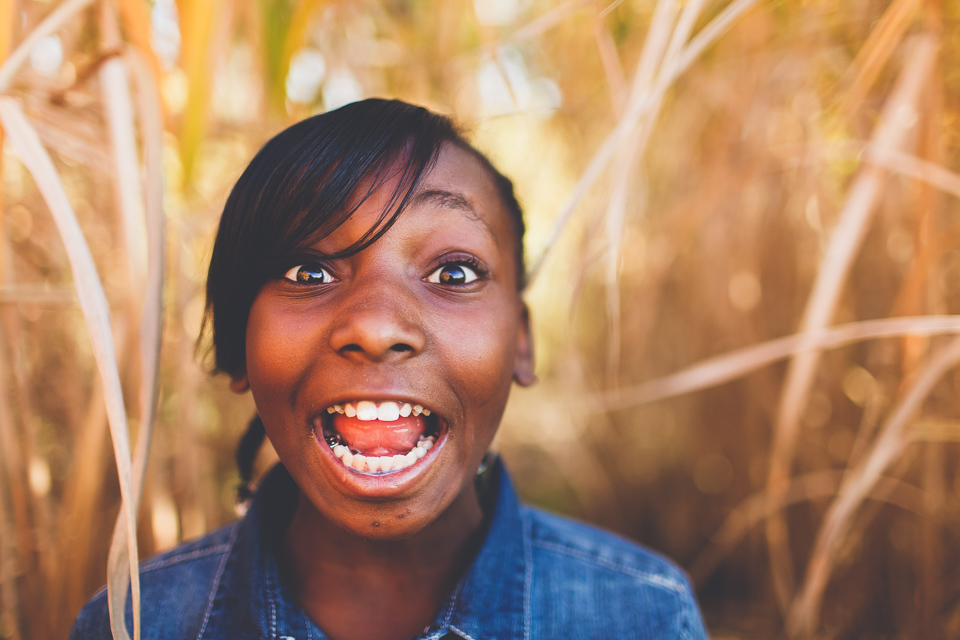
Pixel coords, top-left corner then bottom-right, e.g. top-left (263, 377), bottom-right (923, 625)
top-left (244, 297), bottom-right (319, 405)
top-left (442, 306), bottom-right (518, 428)
top-left (246, 295), bottom-right (306, 377)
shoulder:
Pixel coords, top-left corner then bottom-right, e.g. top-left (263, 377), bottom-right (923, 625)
top-left (524, 506), bottom-right (708, 640)
top-left (69, 523), bottom-right (239, 640)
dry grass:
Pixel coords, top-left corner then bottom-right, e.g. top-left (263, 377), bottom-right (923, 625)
top-left (2, 1), bottom-right (960, 639)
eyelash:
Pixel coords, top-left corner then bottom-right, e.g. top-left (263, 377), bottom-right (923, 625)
top-left (283, 262), bottom-right (336, 285)
top-left (439, 254), bottom-right (485, 271)
top-left (429, 255), bottom-right (488, 283)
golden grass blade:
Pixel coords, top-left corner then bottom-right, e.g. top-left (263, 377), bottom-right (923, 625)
top-left (0, 0), bottom-right (13, 286)
top-left (529, 0), bottom-right (676, 283)
top-left (0, 97), bottom-right (140, 640)
top-left (105, 47), bottom-right (165, 640)
top-left (51, 384), bottom-right (109, 637)
top-left (129, 49), bottom-right (165, 491)
top-left (100, 10), bottom-right (152, 631)
top-left (115, 0), bottom-right (165, 83)
top-left (690, 471), bottom-right (929, 587)
top-left (909, 418), bottom-right (960, 443)
top-left (598, 0), bottom-right (625, 19)
top-left (0, 0), bottom-right (25, 600)
top-left (1, 310), bottom-right (54, 638)
top-left (786, 335), bottom-right (960, 638)
top-left (177, 0), bottom-right (218, 186)
top-left (669, 0), bottom-right (759, 78)
top-left (865, 146), bottom-right (960, 200)
top-left (100, 3), bottom-right (147, 286)
top-left (273, 0), bottom-right (326, 111)
top-left (0, 0), bottom-right (96, 93)
top-left (764, 34), bottom-right (937, 614)
top-left (629, 0), bottom-right (677, 104)
top-left (626, 0), bottom-right (705, 155)
top-left (803, 141), bottom-right (960, 201)
top-left (837, 0), bottom-right (921, 119)
top-left (527, 0), bottom-right (760, 283)
top-left (597, 315), bottom-right (960, 410)
top-left (0, 342), bottom-right (30, 640)
top-left (591, 14), bottom-right (625, 116)
top-left (0, 284), bottom-right (75, 303)
top-left (0, 0), bottom-right (13, 62)
top-left (0, 417), bottom-right (23, 640)
top-left (510, 0), bottom-right (592, 44)
top-left (599, 0), bottom-right (678, 381)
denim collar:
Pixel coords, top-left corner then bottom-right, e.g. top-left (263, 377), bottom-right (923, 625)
top-left (197, 461), bottom-right (529, 640)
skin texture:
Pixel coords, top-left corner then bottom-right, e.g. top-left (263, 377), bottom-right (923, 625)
top-left (232, 143), bottom-right (535, 640)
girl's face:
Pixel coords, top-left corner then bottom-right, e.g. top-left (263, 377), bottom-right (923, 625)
top-left (234, 143), bottom-right (534, 540)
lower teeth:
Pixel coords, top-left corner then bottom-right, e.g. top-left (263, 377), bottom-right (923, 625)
top-left (331, 436), bottom-right (436, 474)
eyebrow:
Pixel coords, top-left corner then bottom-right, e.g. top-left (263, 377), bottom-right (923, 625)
top-left (409, 188), bottom-right (497, 241)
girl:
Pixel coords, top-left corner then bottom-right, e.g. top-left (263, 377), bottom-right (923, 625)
top-left (71, 99), bottom-right (708, 640)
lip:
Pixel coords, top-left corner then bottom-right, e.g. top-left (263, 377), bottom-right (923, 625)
top-left (309, 398), bottom-right (449, 499)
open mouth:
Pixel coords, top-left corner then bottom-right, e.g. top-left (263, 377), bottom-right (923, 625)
top-left (313, 400), bottom-right (445, 475)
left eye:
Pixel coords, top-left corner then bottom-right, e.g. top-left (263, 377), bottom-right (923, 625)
top-left (427, 263), bottom-right (478, 285)
top-left (284, 264), bottom-right (334, 284)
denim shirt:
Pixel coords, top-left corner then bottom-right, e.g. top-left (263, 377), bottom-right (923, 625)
top-left (70, 462), bottom-right (709, 640)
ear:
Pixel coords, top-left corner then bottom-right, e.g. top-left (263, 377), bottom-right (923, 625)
top-left (513, 303), bottom-right (537, 387)
top-left (229, 370), bottom-right (250, 393)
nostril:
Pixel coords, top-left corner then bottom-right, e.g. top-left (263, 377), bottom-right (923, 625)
top-left (337, 342), bottom-right (416, 359)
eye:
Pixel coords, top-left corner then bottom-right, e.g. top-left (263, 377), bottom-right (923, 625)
top-left (284, 263), bottom-right (335, 285)
top-left (427, 263), bottom-right (479, 285)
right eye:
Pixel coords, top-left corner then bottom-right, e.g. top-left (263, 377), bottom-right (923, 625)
top-left (283, 263), bottom-right (335, 285)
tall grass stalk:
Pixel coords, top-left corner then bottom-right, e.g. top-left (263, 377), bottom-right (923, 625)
top-left (527, 0), bottom-right (761, 283)
top-left (788, 335), bottom-right (960, 636)
top-left (765, 34), bottom-right (938, 614)
top-left (0, 97), bottom-right (141, 640)
top-left (598, 315), bottom-right (960, 410)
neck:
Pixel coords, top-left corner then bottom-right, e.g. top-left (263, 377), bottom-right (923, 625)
top-left (279, 486), bottom-right (486, 640)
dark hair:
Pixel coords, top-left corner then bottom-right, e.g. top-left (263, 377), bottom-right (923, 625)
top-left (202, 99), bottom-right (526, 497)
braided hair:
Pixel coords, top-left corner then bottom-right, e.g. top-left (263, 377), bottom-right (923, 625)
top-left (235, 414), bottom-right (265, 505)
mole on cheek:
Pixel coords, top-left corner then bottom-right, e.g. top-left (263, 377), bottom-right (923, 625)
top-left (372, 521), bottom-right (380, 527)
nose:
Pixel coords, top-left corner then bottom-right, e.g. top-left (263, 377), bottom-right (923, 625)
top-left (328, 284), bottom-right (426, 364)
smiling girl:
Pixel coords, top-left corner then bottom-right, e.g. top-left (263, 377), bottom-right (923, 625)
top-left (70, 99), bottom-right (708, 640)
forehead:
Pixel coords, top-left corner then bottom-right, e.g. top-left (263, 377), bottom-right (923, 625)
top-left (414, 143), bottom-right (511, 239)
top-left (330, 143), bottom-right (518, 255)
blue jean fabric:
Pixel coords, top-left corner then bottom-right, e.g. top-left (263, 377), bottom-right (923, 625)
top-left (70, 462), bottom-right (709, 639)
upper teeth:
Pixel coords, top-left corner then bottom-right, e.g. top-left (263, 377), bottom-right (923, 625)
top-left (327, 401), bottom-right (430, 420)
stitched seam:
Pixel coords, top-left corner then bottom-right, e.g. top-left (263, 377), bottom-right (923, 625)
top-left (677, 591), bottom-right (702, 640)
top-left (449, 624), bottom-right (478, 640)
top-left (521, 508), bottom-right (532, 640)
top-left (267, 568), bottom-right (278, 640)
top-left (194, 522), bottom-right (242, 640)
top-left (438, 579), bottom-right (463, 630)
top-left (272, 576), bottom-right (279, 640)
top-left (679, 613), bottom-right (691, 640)
top-left (531, 540), bottom-right (686, 592)
top-left (139, 545), bottom-right (231, 573)
top-left (678, 600), bottom-right (692, 640)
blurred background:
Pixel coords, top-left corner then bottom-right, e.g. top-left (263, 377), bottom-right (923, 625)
top-left (2, 0), bottom-right (960, 638)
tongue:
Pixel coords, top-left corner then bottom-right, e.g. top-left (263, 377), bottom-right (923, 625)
top-left (333, 414), bottom-right (426, 456)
